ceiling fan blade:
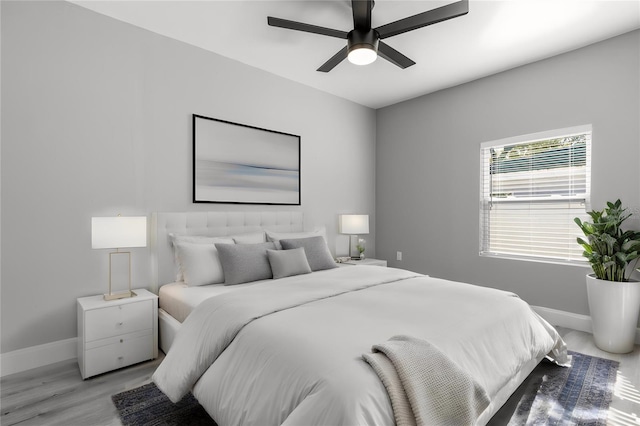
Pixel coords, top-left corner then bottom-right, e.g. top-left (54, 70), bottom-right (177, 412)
top-left (378, 42), bottom-right (416, 69)
top-left (352, 0), bottom-right (373, 30)
top-left (268, 17), bottom-right (348, 39)
top-left (375, 0), bottom-right (468, 39)
top-left (317, 46), bottom-right (349, 72)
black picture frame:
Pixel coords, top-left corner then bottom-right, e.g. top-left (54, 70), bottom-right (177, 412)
top-left (192, 114), bottom-right (301, 205)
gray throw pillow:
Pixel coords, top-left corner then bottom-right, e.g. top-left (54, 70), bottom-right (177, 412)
top-left (280, 236), bottom-right (338, 272)
top-left (267, 248), bottom-right (312, 279)
top-left (215, 242), bottom-right (276, 285)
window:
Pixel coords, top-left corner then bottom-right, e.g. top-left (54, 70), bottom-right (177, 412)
top-left (480, 125), bottom-right (591, 264)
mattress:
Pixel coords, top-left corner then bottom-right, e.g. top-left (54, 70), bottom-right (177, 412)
top-left (159, 281), bottom-right (266, 323)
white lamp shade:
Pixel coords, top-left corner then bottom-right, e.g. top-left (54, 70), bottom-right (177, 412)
top-left (339, 214), bottom-right (369, 235)
top-left (92, 216), bottom-right (147, 249)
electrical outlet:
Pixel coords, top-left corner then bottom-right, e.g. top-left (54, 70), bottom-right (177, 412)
top-left (396, 251), bottom-right (402, 261)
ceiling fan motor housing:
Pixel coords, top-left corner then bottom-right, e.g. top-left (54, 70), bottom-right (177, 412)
top-left (347, 29), bottom-right (380, 55)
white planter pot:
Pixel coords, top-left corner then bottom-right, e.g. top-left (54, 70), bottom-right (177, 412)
top-left (586, 274), bottom-right (640, 353)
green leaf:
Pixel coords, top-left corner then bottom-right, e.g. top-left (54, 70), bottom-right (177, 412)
top-left (575, 199), bottom-right (640, 281)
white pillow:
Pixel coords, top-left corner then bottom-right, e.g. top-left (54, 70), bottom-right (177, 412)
top-left (174, 242), bottom-right (230, 286)
top-left (266, 227), bottom-right (327, 250)
top-left (230, 231), bottom-right (267, 244)
top-left (267, 248), bottom-right (312, 279)
top-left (169, 233), bottom-right (234, 282)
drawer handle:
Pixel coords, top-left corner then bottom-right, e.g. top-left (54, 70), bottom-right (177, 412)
top-left (118, 322), bottom-right (124, 326)
top-left (120, 339), bottom-right (123, 343)
top-left (118, 356), bottom-right (124, 360)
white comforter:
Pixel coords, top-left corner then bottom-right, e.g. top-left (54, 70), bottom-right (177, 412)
top-left (153, 266), bottom-right (567, 426)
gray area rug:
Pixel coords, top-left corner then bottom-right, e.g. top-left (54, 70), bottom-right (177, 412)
top-left (112, 383), bottom-right (216, 426)
top-left (496, 351), bottom-right (619, 426)
top-left (112, 351), bottom-right (617, 426)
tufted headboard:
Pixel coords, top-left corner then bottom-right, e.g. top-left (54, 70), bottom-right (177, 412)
top-left (150, 211), bottom-right (304, 293)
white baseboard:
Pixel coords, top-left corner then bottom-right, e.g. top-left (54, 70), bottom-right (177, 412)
top-left (532, 305), bottom-right (640, 345)
top-left (0, 337), bottom-right (77, 378)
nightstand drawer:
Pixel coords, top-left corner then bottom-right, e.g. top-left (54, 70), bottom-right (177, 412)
top-left (84, 332), bottom-right (153, 378)
top-left (84, 300), bottom-right (153, 342)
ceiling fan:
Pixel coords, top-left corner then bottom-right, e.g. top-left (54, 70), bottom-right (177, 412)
top-left (267, 0), bottom-right (469, 72)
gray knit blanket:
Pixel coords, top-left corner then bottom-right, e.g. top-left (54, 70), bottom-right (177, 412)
top-left (363, 335), bottom-right (490, 426)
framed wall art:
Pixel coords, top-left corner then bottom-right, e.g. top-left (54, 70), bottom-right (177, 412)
top-left (193, 114), bottom-right (301, 205)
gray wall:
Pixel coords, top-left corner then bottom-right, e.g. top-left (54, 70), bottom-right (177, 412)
top-left (376, 30), bottom-right (640, 317)
top-left (1, 1), bottom-right (376, 353)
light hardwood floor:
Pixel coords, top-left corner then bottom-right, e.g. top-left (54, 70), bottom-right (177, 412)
top-left (1, 329), bottom-right (638, 426)
top-left (1, 355), bottom-right (163, 426)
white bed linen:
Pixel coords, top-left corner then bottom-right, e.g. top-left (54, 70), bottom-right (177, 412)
top-left (153, 266), bottom-right (567, 426)
top-left (159, 265), bottom-right (351, 323)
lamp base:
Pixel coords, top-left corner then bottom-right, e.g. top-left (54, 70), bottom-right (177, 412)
top-left (104, 290), bottom-right (137, 301)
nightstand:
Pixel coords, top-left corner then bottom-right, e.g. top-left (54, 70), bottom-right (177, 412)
top-left (77, 288), bottom-right (158, 379)
top-left (343, 258), bottom-right (388, 267)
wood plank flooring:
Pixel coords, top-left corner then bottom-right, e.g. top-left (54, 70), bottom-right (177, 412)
top-left (1, 329), bottom-right (638, 426)
top-left (1, 355), bottom-right (162, 426)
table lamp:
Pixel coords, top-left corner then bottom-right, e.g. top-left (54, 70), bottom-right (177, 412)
top-left (92, 215), bottom-right (147, 300)
top-left (339, 214), bottom-right (369, 260)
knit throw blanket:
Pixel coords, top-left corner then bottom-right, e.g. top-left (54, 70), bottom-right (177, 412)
top-left (363, 336), bottom-right (490, 426)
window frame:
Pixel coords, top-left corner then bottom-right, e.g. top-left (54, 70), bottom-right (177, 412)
top-left (479, 124), bottom-right (592, 266)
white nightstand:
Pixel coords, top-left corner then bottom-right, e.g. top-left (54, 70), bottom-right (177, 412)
top-left (77, 288), bottom-right (158, 379)
top-left (343, 258), bottom-right (388, 267)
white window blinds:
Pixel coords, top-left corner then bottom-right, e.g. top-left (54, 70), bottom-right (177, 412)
top-left (480, 125), bottom-right (591, 264)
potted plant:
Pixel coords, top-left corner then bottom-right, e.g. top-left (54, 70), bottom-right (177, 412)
top-left (357, 238), bottom-right (366, 260)
top-left (575, 199), bottom-right (640, 353)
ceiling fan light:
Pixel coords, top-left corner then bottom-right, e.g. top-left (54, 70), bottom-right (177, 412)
top-left (348, 46), bottom-right (377, 65)
top-left (346, 29), bottom-right (379, 66)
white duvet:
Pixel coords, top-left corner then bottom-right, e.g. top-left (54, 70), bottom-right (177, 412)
top-left (153, 266), bottom-right (567, 426)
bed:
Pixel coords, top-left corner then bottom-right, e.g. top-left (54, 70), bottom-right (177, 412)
top-left (150, 211), bottom-right (568, 426)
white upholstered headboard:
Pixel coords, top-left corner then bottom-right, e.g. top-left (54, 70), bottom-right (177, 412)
top-left (150, 211), bottom-right (304, 293)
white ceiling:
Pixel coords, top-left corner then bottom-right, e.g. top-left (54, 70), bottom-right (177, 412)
top-left (70, 0), bottom-right (640, 109)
